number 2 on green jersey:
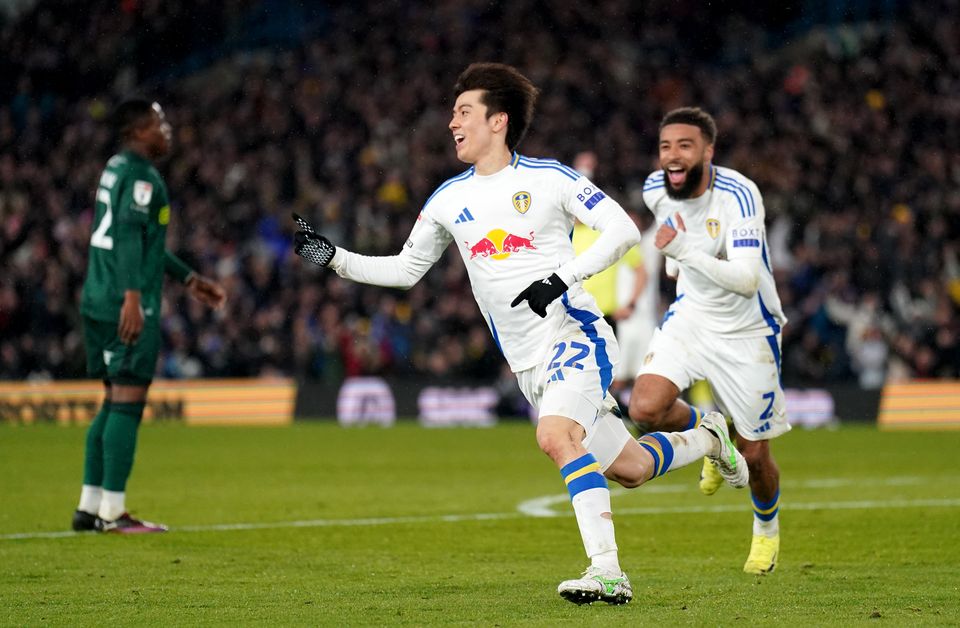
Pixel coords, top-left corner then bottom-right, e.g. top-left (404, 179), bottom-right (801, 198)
top-left (90, 187), bottom-right (113, 250)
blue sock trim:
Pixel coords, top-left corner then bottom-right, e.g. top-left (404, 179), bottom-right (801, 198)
top-left (685, 407), bottom-right (702, 430)
top-left (754, 507), bottom-right (779, 522)
top-left (560, 453), bottom-right (597, 479)
top-left (561, 453), bottom-right (607, 500)
top-left (639, 442), bottom-right (662, 476)
top-left (650, 432), bottom-right (675, 476)
top-left (567, 473), bottom-right (608, 499)
top-left (752, 489), bottom-right (780, 510)
top-left (752, 489), bottom-right (781, 521)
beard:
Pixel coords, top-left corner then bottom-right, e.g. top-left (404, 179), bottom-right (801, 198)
top-left (664, 161), bottom-right (706, 200)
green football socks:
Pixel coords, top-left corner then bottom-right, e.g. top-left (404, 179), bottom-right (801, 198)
top-left (101, 402), bottom-right (145, 492)
top-left (82, 400), bottom-right (111, 487)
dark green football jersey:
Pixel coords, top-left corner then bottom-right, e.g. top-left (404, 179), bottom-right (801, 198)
top-left (80, 150), bottom-right (172, 324)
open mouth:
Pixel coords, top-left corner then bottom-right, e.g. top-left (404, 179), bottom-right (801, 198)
top-left (666, 165), bottom-right (686, 187)
top-left (453, 134), bottom-right (465, 147)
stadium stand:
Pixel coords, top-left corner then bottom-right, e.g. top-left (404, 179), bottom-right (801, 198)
top-left (0, 0), bottom-right (957, 390)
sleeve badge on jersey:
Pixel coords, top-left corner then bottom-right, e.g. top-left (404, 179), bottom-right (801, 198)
top-left (706, 218), bottom-right (720, 239)
top-left (133, 180), bottom-right (154, 206)
top-left (512, 191), bottom-right (532, 214)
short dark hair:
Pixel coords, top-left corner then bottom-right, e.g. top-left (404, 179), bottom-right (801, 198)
top-left (112, 99), bottom-right (155, 140)
top-left (454, 63), bottom-right (539, 151)
top-left (659, 107), bottom-right (717, 145)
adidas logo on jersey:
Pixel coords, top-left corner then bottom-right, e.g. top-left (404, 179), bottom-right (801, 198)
top-left (454, 207), bottom-right (475, 224)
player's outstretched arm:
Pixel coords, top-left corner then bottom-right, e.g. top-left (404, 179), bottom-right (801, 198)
top-left (292, 213), bottom-right (337, 267)
top-left (186, 275), bottom-right (226, 310)
top-left (291, 212), bottom-right (448, 289)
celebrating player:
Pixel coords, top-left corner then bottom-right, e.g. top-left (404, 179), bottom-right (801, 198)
top-left (630, 107), bottom-right (789, 574)
top-left (293, 64), bottom-right (749, 604)
top-left (72, 100), bottom-right (226, 534)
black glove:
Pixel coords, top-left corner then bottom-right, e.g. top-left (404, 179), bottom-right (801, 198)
top-left (292, 213), bottom-right (336, 267)
top-left (510, 273), bottom-right (568, 318)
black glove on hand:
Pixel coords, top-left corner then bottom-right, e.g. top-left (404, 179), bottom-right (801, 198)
top-left (511, 273), bottom-right (568, 318)
top-left (292, 213), bottom-right (336, 267)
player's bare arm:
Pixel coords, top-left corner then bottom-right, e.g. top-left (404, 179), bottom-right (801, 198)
top-left (186, 275), bottom-right (227, 310)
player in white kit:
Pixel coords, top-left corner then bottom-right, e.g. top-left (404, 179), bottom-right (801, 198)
top-left (293, 65), bottom-right (749, 604)
top-left (629, 107), bottom-right (789, 575)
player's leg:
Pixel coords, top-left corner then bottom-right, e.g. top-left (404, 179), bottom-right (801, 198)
top-left (96, 324), bottom-right (166, 533)
top-left (537, 409), bottom-right (631, 605)
top-left (703, 334), bottom-right (788, 574)
top-left (602, 410), bottom-right (746, 490)
top-left (522, 324), bottom-right (631, 605)
top-left (628, 326), bottom-right (709, 434)
top-left (74, 317), bottom-right (113, 531)
top-left (74, 380), bottom-right (111, 531)
top-left (738, 434), bottom-right (781, 574)
top-left (536, 413), bottom-right (625, 579)
top-left (627, 325), bottom-right (723, 493)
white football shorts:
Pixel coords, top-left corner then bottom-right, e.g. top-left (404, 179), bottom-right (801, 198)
top-left (515, 318), bottom-right (632, 470)
top-left (638, 316), bottom-right (790, 441)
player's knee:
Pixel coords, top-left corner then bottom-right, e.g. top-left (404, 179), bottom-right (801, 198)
top-left (534, 428), bottom-right (569, 463)
top-left (628, 395), bottom-right (668, 430)
top-left (611, 472), bottom-right (644, 489)
top-left (607, 443), bottom-right (654, 488)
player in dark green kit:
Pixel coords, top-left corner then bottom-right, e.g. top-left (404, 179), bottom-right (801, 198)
top-left (72, 100), bottom-right (226, 533)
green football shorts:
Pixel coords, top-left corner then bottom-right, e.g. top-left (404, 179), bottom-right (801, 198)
top-left (82, 316), bottom-right (160, 386)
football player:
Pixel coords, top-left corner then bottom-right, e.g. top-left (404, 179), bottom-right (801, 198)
top-left (632, 107), bottom-right (789, 575)
top-left (294, 65), bottom-right (749, 603)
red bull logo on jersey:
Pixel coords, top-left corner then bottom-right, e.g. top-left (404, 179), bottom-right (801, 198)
top-left (465, 229), bottom-right (537, 260)
top-left (512, 191), bottom-right (532, 214)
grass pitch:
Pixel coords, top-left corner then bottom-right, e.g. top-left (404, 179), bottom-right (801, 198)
top-left (1, 422), bottom-right (958, 626)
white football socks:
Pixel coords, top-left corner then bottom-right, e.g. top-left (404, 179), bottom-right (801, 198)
top-left (99, 490), bottom-right (126, 521)
top-left (754, 513), bottom-right (780, 537)
top-left (572, 487), bottom-right (621, 574)
top-left (78, 485), bottom-right (102, 515)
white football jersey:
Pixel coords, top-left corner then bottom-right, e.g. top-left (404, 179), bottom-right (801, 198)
top-left (330, 153), bottom-right (641, 372)
top-left (642, 165), bottom-right (786, 338)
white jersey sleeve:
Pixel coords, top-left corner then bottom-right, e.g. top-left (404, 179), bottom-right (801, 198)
top-left (555, 177), bottom-right (641, 288)
top-left (329, 209), bottom-right (452, 288)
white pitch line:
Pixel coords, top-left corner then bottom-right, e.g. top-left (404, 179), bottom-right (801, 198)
top-left (2, 496), bottom-right (959, 542)
top-left (516, 475), bottom-right (931, 517)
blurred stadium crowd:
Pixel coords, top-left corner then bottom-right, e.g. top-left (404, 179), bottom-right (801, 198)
top-left (1, 0), bottom-right (958, 389)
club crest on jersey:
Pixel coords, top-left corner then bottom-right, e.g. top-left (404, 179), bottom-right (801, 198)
top-left (133, 180), bottom-right (153, 206)
top-left (465, 229), bottom-right (537, 260)
top-left (706, 218), bottom-right (720, 239)
top-left (512, 191), bottom-right (532, 214)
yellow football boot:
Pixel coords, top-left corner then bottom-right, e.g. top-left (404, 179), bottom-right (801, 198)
top-left (698, 457), bottom-right (724, 495)
top-left (743, 534), bottom-right (779, 574)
